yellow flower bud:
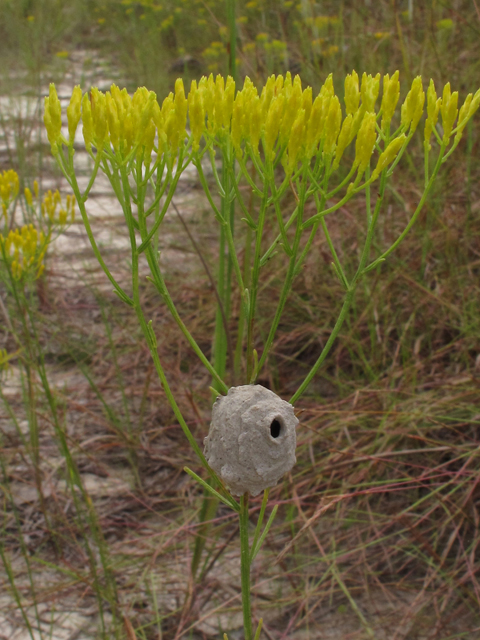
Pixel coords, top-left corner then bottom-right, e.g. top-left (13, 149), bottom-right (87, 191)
top-left (260, 74), bottom-right (277, 119)
top-left (155, 109), bottom-right (168, 154)
top-left (161, 93), bottom-right (177, 151)
top-left (274, 74), bottom-right (284, 95)
top-left (263, 94), bottom-right (285, 160)
top-left (381, 70), bottom-right (400, 131)
top-left (344, 70), bottom-right (360, 116)
top-left (322, 74), bottom-right (334, 99)
top-left (199, 74), bottom-right (215, 131)
top-left (143, 120), bottom-right (156, 167)
top-left (440, 82), bottom-right (458, 143)
top-left (220, 75), bottom-right (235, 130)
top-left (161, 93), bottom-right (174, 122)
top-left (25, 187), bottom-right (33, 207)
top-left (371, 134), bottom-right (406, 180)
top-left (138, 91), bottom-right (157, 142)
top-left (453, 93), bottom-right (472, 144)
top-left (305, 91), bottom-right (329, 156)
top-left (212, 74), bottom-right (225, 134)
top-left (248, 95), bottom-right (262, 154)
top-left (43, 190), bottom-right (55, 221)
top-left (451, 88), bottom-right (480, 145)
top-left (231, 90), bottom-right (244, 154)
top-left (323, 95), bottom-right (342, 156)
top-left (188, 82), bottom-right (205, 152)
top-left (283, 71), bottom-right (292, 99)
top-left (91, 88), bottom-right (108, 150)
top-left (240, 78), bottom-right (259, 143)
top-left (332, 113), bottom-right (353, 169)
top-left (132, 88), bottom-right (154, 154)
top-left (424, 79), bottom-right (441, 150)
top-left (67, 86), bottom-right (83, 144)
top-left (123, 111), bottom-right (135, 156)
top-left (301, 86), bottom-right (313, 122)
top-left (354, 111), bottom-right (377, 176)
top-left (280, 75), bottom-right (302, 143)
top-left (285, 108), bottom-right (306, 174)
top-left (43, 98), bottom-right (56, 153)
top-left (467, 88), bottom-right (480, 119)
top-left (361, 72), bottom-right (381, 112)
top-left (106, 92), bottom-right (120, 151)
top-left (401, 76), bottom-right (425, 134)
top-left (243, 75), bottom-right (258, 101)
top-left (47, 83), bottom-right (62, 143)
top-left (174, 78), bottom-right (188, 129)
top-left (110, 84), bottom-right (125, 122)
top-left (82, 92), bottom-right (94, 152)
top-left (305, 95), bottom-right (321, 156)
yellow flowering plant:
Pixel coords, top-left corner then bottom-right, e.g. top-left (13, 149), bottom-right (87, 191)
top-left (0, 170), bottom-right (76, 536)
top-left (44, 71), bottom-right (479, 640)
top-left (0, 170), bottom-right (75, 286)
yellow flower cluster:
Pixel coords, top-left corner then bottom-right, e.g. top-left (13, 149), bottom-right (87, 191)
top-left (24, 180), bottom-right (40, 207)
top-left (1, 175), bottom-right (74, 283)
top-left (0, 224), bottom-right (46, 280)
top-left (195, 70), bottom-right (399, 176)
top-left (0, 169), bottom-right (19, 205)
top-left (41, 190), bottom-right (75, 225)
top-left (44, 72), bottom-right (480, 181)
top-left (0, 170), bottom-right (20, 220)
top-left (424, 79), bottom-right (480, 148)
top-left (45, 81), bottom-right (188, 165)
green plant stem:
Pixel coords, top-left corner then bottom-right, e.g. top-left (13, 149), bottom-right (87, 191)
top-left (256, 168), bottom-right (308, 376)
top-left (234, 169), bottom-right (255, 377)
top-left (63, 150), bottom-right (133, 306)
top-left (20, 293), bottom-right (119, 633)
top-left (250, 489), bottom-right (269, 558)
top-left (213, 156), bottom-right (230, 387)
top-left (120, 166), bottom-right (227, 486)
top-left (239, 493), bottom-right (253, 640)
top-left (199, 149), bottom-right (247, 316)
top-left (137, 149), bottom-right (191, 253)
top-left (144, 244), bottom-right (229, 394)
top-left (291, 142), bottom-right (447, 403)
top-left (173, 199), bottom-right (236, 385)
top-left (290, 168), bottom-right (387, 404)
top-left (133, 164), bottom-right (230, 394)
top-left (363, 143), bottom-right (446, 274)
top-left (289, 286), bottom-right (355, 404)
top-left (246, 179), bottom-right (269, 381)
top-left (320, 216), bottom-right (349, 290)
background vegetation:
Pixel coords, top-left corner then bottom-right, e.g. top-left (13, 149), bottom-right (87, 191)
top-left (1, 1), bottom-right (479, 639)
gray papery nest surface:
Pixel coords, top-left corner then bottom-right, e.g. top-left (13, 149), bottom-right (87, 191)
top-left (204, 385), bottom-right (298, 497)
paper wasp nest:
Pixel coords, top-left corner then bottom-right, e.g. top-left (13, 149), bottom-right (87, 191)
top-left (204, 385), bottom-right (298, 497)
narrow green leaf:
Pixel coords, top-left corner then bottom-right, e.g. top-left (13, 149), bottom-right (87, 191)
top-left (250, 489), bottom-right (269, 564)
top-left (250, 504), bottom-right (278, 562)
top-left (184, 467), bottom-right (240, 512)
top-left (254, 619), bottom-right (264, 640)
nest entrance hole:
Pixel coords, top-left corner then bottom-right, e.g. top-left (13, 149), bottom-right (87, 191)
top-left (270, 418), bottom-right (282, 439)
